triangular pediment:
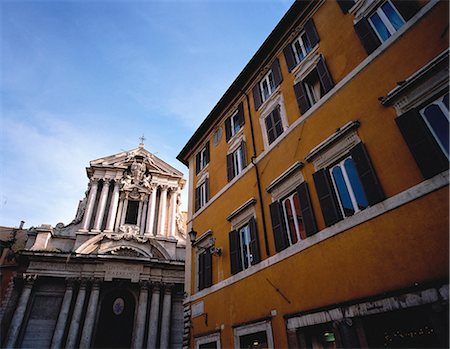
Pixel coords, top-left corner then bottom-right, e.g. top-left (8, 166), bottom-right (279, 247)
top-left (90, 146), bottom-right (183, 178)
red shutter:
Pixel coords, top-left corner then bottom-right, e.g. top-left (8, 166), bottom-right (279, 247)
top-left (304, 18), bottom-right (320, 48)
top-left (313, 169), bottom-right (343, 227)
top-left (283, 44), bottom-right (297, 72)
top-left (271, 58), bottom-right (283, 87)
top-left (252, 84), bottom-right (262, 111)
top-left (354, 17), bottom-right (381, 55)
top-left (269, 201), bottom-right (289, 252)
top-left (316, 56), bottom-right (334, 95)
top-left (249, 217), bottom-right (261, 265)
top-left (229, 230), bottom-right (242, 275)
top-left (294, 81), bottom-right (311, 115)
top-left (396, 108), bottom-right (449, 179)
top-left (350, 143), bottom-right (385, 206)
top-left (296, 182), bottom-right (318, 237)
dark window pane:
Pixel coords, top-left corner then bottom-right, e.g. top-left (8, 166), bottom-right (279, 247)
top-left (382, 2), bottom-right (404, 30)
top-left (443, 93), bottom-right (449, 110)
top-left (370, 12), bottom-right (391, 41)
top-left (199, 342), bottom-right (217, 349)
top-left (125, 201), bottom-right (139, 224)
top-left (332, 166), bottom-right (354, 217)
top-left (423, 104), bottom-right (449, 157)
top-left (344, 158), bottom-right (369, 210)
top-left (239, 331), bottom-right (268, 349)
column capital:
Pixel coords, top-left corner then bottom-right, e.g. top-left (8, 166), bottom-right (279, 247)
top-left (90, 178), bottom-right (100, 185)
top-left (78, 278), bottom-right (89, 289)
top-left (163, 283), bottom-right (174, 294)
top-left (23, 274), bottom-right (37, 287)
top-left (65, 277), bottom-right (77, 289)
top-left (139, 281), bottom-right (149, 290)
top-left (102, 178), bottom-right (111, 184)
top-left (150, 281), bottom-right (162, 291)
top-left (160, 184), bottom-right (169, 192)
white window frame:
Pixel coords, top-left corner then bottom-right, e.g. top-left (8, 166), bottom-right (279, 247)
top-left (231, 145), bottom-right (245, 178)
top-left (195, 332), bottom-right (221, 349)
top-left (292, 30), bottom-right (312, 65)
top-left (229, 110), bottom-right (243, 139)
top-left (420, 94), bottom-right (449, 159)
top-left (198, 146), bottom-right (208, 172)
top-left (260, 70), bottom-right (276, 102)
top-left (259, 93), bottom-right (289, 149)
top-left (281, 191), bottom-right (305, 245)
top-left (237, 223), bottom-right (252, 270)
top-left (329, 156), bottom-right (367, 217)
top-left (368, 0), bottom-right (405, 42)
top-left (197, 180), bottom-right (207, 209)
top-left (303, 71), bottom-right (322, 106)
top-left (234, 320), bottom-right (274, 349)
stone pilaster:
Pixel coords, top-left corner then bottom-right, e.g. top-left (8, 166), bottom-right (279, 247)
top-left (136, 200), bottom-right (143, 230)
top-left (81, 178), bottom-right (99, 231)
top-left (65, 279), bottom-right (88, 349)
top-left (115, 196), bottom-right (125, 232)
top-left (158, 185), bottom-right (168, 236)
top-left (146, 283), bottom-right (161, 349)
top-left (105, 181), bottom-right (120, 232)
top-left (50, 278), bottom-right (75, 349)
top-left (159, 284), bottom-right (173, 349)
top-left (131, 281), bottom-right (149, 348)
top-left (169, 188), bottom-right (178, 238)
top-left (145, 185), bottom-right (157, 236)
top-left (79, 279), bottom-right (101, 349)
top-left (120, 197), bottom-right (129, 226)
top-left (4, 275), bottom-right (37, 349)
top-left (140, 199), bottom-right (148, 235)
top-left (93, 179), bottom-right (111, 231)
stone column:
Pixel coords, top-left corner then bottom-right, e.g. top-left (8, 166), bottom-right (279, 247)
top-left (159, 285), bottom-right (173, 349)
top-left (137, 200), bottom-right (143, 229)
top-left (145, 186), bottom-right (157, 236)
top-left (79, 279), bottom-right (101, 349)
top-left (105, 181), bottom-right (120, 232)
top-left (81, 179), bottom-right (99, 231)
top-left (140, 199), bottom-right (148, 235)
top-left (93, 179), bottom-right (110, 231)
top-left (65, 279), bottom-right (88, 349)
top-left (131, 282), bottom-right (149, 349)
top-left (51, 278), bottom-right (75, 349)
top-left (146, 283), bottom-right (161, 349)
top-left (120, 197), bottom-right (129, 225)
top-left (115, 196), bottom-right (124, 232)
top-left (4, 275), bottom-right (37, 349)
top-left (169, 189), bottom-right (178, 238)
top-left (158, 185), bottom-right (168, 236)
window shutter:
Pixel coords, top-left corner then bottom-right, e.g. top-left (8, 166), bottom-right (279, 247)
top-left (225, 117), bottom-right (232, 142)
top-left (241, 141), bottom-right (247, 167)
top-left (252, 84), bottom-right (262, 111)
top-left (227, 153), bottom-right (234, 182)
top-left (195, 153), bottom-right (201, 175)
top-left (198, 252), bottom-right (205, 290)
top-left (205, 142), bottom-right (210, 164)
top-left (229, 230), bottom-right (242, 275)
top-left (392, 0), bottom-right (420, 21)
top-left (396, 108), bottom-right (449, 179)
top-left (204, 250), bottom-right (212, 288)
top-left (294, 81), bottom-right (311, 115)
top-left (205, 178), bottom-right (209, 203)
top-left (350, 143), bottom-right (385, 206)
top-left (283, 44), bottom-right (297, 72)
top-left (304, 18), bottom-right (320, 48)
top-left (236, 102), bottom-right (245, 127)
top-left (316, 56), bottom-right (334, 94)
top-left (248, 217), bottom-right (261, 265)
top-left (313, 169), bottom-right (343, 227)
top-left (195, 186), bottom-right (200, 212)
top-left (296, 182), bottom-right (318, 237)
top-left (269, 201), bottom-right (289, 252)
top-left (354, 17), bottom-right (381, 55)
top-left (336, 0), bottom-right (355, 13)
top-left (271, 58), bottom-right (283, 87)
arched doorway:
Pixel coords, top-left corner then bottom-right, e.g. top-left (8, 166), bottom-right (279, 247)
top-left (94, 287), bottom-right (136, 348)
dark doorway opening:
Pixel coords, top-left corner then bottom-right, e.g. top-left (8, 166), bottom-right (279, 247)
top-left (94, 287), bottom-right (136, 348)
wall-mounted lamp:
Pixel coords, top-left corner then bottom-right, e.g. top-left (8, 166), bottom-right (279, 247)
top-left (188, 229), bottom-right (197, 245)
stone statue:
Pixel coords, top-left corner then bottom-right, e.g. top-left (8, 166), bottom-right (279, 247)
top-left (142, 173), bottom-right (152, 188)
top-left (130, 160), bottom-right (146, 183)
top-left (121, 174), bottom-right (133, 189)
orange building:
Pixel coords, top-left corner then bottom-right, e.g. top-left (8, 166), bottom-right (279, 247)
top-left (177, 1), bottom-right (449, 348)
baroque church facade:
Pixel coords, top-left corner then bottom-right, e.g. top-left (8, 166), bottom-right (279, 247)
top-left (2, 144), bottom-right (187, 348)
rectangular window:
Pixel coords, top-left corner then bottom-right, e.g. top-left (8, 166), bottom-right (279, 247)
top-left (260, 70), bottom-right (276, 102)
top-left (125, 200), bottom-right (139, 224)
top-left (227, 142), bottom-right (247, 181)
top-left (420, 93), bottom-right (449, 159)
top-left (234, 321), bottom-right (274, 349)
top-left (229, 217), bottom-right (260, 275)
top-left (292, 31), bottom-right (312, 64)
top-left (281, 192), bottom-right (307, 245)
top-left (195, 179), bottom-right (209, 212)
top-left (196, 142), bottom-right (210, 175)
top-left (225, 103), bottom-right (245, 142)
top-left (369, 1), bottom-right (405, 42)
top-left (238, 224), bottom-right (252, 270)
top-left (265, 107), bottom-right (284, 145)
top-left (198, 249), bottom-right (212, 291)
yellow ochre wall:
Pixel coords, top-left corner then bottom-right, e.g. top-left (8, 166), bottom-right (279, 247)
top-left (187, 0), bottom-right (448, 347)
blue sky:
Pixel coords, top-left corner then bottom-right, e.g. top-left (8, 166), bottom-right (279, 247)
top-left (1, 0), bottom-right (293, 228)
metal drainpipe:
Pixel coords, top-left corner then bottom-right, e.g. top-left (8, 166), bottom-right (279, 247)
top-left (240, 89), bottom-right (271, 258)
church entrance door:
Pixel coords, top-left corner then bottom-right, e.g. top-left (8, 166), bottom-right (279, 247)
top-left (94, 287), bottom-right (136, 348)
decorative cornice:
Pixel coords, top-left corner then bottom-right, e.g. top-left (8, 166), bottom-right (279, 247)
top-left (226, 198), bottom-right (257, 221)
top-left (266, 162), bottom-right (304, 193)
